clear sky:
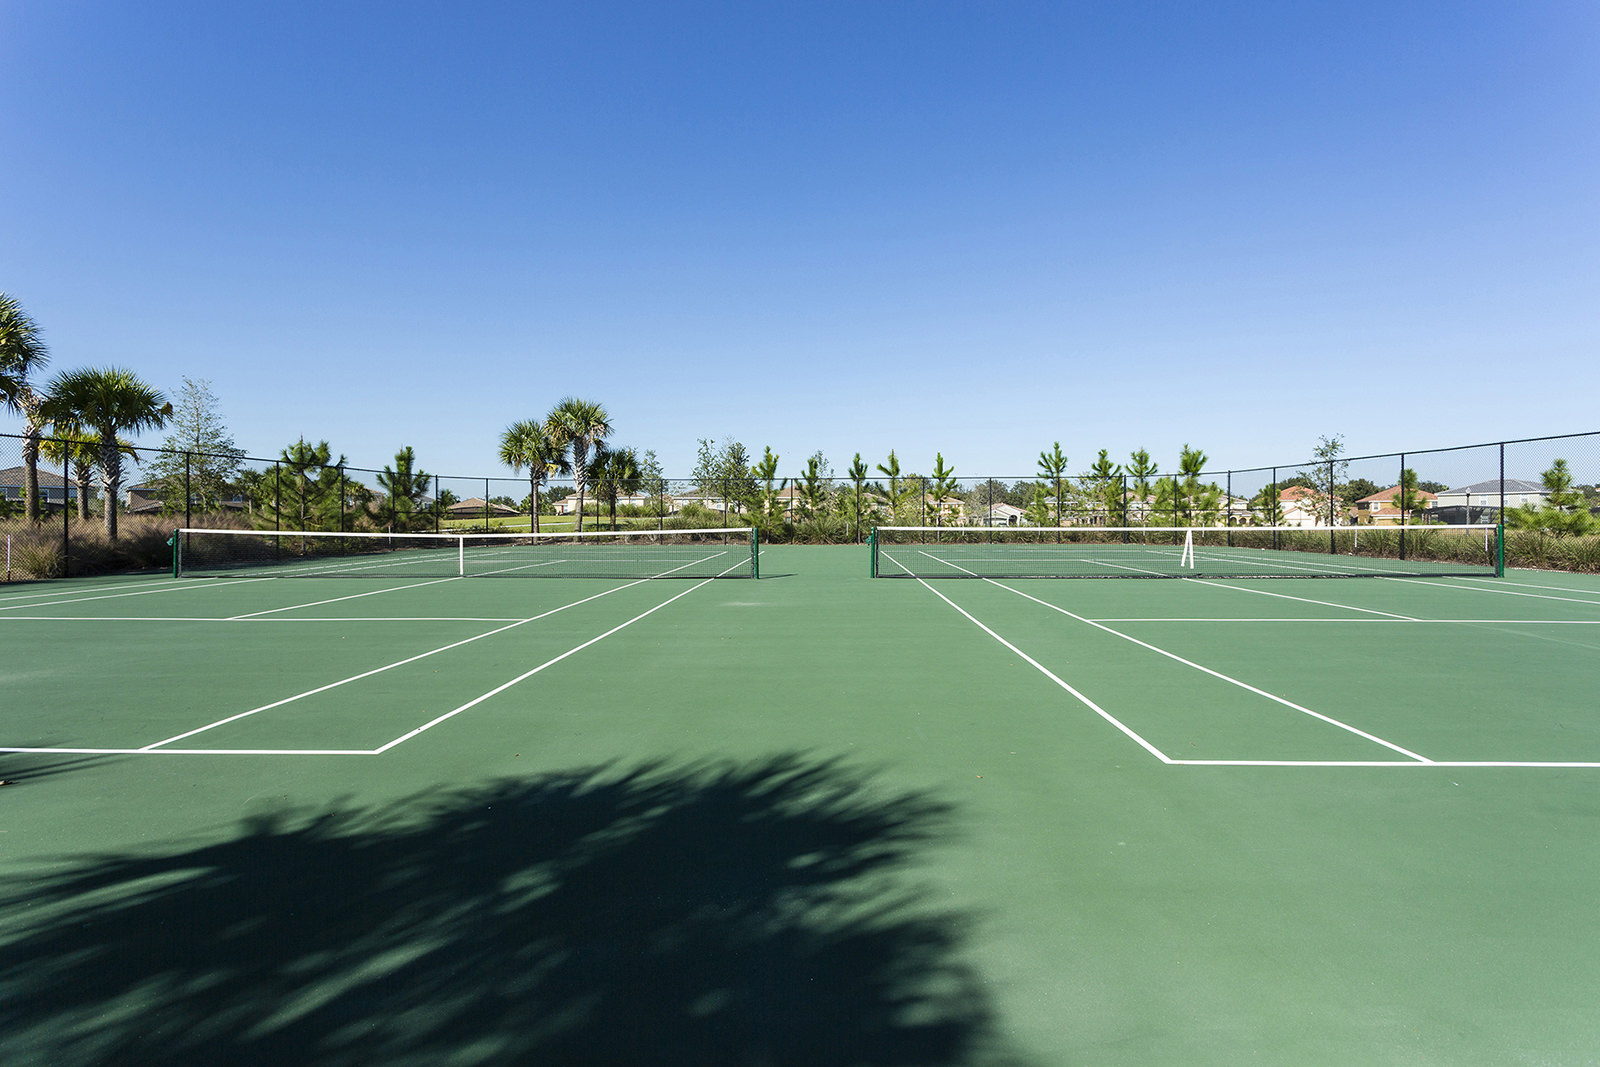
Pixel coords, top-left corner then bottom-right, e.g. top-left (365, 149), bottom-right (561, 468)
top-left (3, 1), bottom-right (1597, 481)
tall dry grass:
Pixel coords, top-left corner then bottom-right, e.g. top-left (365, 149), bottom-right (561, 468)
top-left (1, 512), bottom-right (252, 582)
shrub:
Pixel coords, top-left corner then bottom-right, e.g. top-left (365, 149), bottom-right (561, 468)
top-left (1, 512), bottom-right (254, 582)
top-left (2, 522), bottom-right (64, 581)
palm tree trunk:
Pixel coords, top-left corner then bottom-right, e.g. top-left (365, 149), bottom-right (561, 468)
top-left (572, 442), bottom-right (589, 533)
top-left (100, 436), bottom-right (121, 541)
top-left (21, 405), bottom-right (42, 523)
top-left (74, 456), bottom-right (91, 519)
top-left (529, 474), bottom-right (541, 534)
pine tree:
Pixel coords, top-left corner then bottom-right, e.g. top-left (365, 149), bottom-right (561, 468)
top-left (145, 378), bottom-right (245, 513)
top-left (374, 446), bottom-right (433, 532)
top-left (1511, 459), bottom-right (1595, 535)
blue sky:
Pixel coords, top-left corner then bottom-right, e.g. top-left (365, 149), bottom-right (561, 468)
top-left (3, 1), bottom-right (1597, 481)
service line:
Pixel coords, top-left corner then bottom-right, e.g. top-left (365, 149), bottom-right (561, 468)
top-left (136, 579), bottom-right (651, 750)
top-left (375, 556), bottom-right (747, 751)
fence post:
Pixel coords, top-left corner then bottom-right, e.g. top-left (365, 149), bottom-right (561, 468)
top-left (185, 451), bottom-right (192, 532)
top-left (61, 449), bottom-right (70, 578)
top-left (1398, 453), bottom-right (1407, 561)
top-left (1499, 443), bottom-right (1506, 523)
top-left (1271, 468), bottom-right (1278, 551)
top-left (1328, 459), bottom-right (1335, 555)
top-left (273, 461), bottom-right (282, 563)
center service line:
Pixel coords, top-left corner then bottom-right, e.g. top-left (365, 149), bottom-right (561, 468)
top-left (910, 575), bottom-right (1174, 764)
top-left (376, 558), bottom-right (747, 752)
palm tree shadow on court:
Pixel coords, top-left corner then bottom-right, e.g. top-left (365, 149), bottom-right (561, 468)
top-left (1, 753), bottom-right (1029, 1066)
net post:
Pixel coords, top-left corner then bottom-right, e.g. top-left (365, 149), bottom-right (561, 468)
top-left (61, 449), bottom-right (70, 578)
top-left (1495, 523), bottom-right (1505, 577)
top-left (171, 528), bottom-right (181, 577)
top-left (750, 525), bottom-right (759, 579)
top-left (869, 528), bottom-right (878, 578)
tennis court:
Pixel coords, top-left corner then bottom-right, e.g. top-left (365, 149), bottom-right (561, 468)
top-left (4, 541), bottom-right (1599, 1064)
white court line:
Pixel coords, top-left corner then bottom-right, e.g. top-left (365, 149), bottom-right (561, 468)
top-left (136, 580), bottom-right (652, 751)
top-left (1187, 579), bottom-right (1420, 620)
top-left (1089, 617), bottom-right (1600, 625)
top-left (226, 576), bottom-right (463, 619)
top-left (0, 615), bottom-right (526, 623)
top-left (375, 556), bottom-right (745, 752)
top-left (1463, 575), bottom-right (1600, 596)
top-left (0, 745), bottom-right (378, 756)
top-left (0, 575), bottom-right (181, 602)
top-left (472, 557), bottom-right (570, 576)
top-left (899, 547), bottom-right (1176, 579)
top-left (907, 576), bottom-right (1172, 764)
top-left (984, 578), bottom-right (1433, 762)
top-left (1383, 575), bottom-right (1600, 608)
top-left (912, 554), bottom-right (1434, 764)
top-left (1169, 758), bottom-right (1600, 768)
top-left (0, 575), bottom-right (277, 612)
top-left (135, 550), bottom-right (725, 751)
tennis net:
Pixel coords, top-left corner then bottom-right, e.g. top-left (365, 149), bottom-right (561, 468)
top-left (175, 527), bottom-right (759, 579)
top-left (871, 525), bottom-right (1503, 579)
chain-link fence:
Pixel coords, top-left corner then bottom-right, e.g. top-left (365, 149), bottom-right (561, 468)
top-left (4, 429), bottom-right (1598, 581)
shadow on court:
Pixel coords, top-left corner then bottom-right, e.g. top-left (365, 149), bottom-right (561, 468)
top-left (0, 752), bottom-right (120, 787)
top-left (0, 754), bottom-right (1028, 1066)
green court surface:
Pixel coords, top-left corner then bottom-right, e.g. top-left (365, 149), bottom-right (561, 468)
top-left (3, 547), bottom-right (1599, 1064)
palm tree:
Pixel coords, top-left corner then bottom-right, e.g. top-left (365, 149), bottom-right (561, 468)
top-left (0, 293), bottom-right (51, 523)
top-left (546, 398), bottom-right (611, 533)
top-left (498, 419), bottom-right (569, 534)
top-left (591, 445), bottom-right (640, 531)
top-left (39, 419), bottom-right (136, 520)
top-left (40, 368), bottom-right (170, 540)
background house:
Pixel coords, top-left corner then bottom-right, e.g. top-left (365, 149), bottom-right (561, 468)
top-left (0, 466), bottom-right (88, 515)
top-left (1279, 486), bottom-right (1337, 527)
top-left (1353, 486), bottom-right (1438, 525)
top-left (978, 501), bottom-right (1027, 526)
top-left (1432, 479), bottom-right (1547, 522)
top-left (447, 497), bottom-right (519, 519)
